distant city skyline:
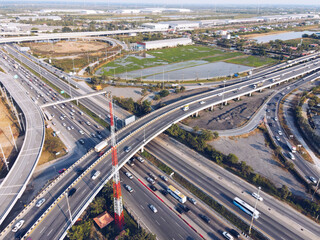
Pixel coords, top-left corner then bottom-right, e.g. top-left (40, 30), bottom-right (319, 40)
top-left (1, 0), bottom-right (320, 6)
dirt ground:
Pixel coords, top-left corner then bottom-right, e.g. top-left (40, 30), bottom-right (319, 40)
top-left (26, 40), bottom-right (110, 56)
top-left (183, 89), bottom-right (272, 130)
top-left (0, 100), bottom-right (20, 172)
top-left (209, 131), bottom-right (307, 197)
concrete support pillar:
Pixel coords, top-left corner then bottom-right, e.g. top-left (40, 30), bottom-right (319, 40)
top-left (211, 106), bottom-right (214, 111)
top-left (249, 92), bottom-right (252, 97)
top-left (140, 146), bottom-right (144, 153)
top-left (224, 101), bottom-right (227, 106)
top-left (238, 96), bottom-right (241, 101)
top-left (259, 89), bottom-right (262, 92)
top-left (269, 85), bottom-right (272, 89)
top-left (76, 99), bottom-right (79, 106)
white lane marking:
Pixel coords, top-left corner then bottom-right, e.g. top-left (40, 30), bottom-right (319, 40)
top-left (161, 217), bottom-right (165, 222)
top-left (40, 227), bottom-right (46, 233)
top-left (140, 205), bottom-right (144, 209)
top-left (179, 234), bottom-right (183, 239)
top-left (156, 220), bottom-right (160, 225)
top-left (47, 229), bottom-right (53, 236)
top-left (81, 189), bottom-right (86, 195)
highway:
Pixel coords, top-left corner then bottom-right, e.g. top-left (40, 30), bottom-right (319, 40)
top-left (146, 135), bottom-right (320, 240)
top-left (0, 72), bottom-right (45, 226)
top-left (1, 51), bottom-right (320, 239)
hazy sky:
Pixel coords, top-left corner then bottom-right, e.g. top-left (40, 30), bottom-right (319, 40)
top-left (1, 0), bottom-right (320, 5)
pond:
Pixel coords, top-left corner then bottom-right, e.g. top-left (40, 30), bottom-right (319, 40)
top-left (252, 31), bottom-right (316, 43)
top-left (117, 61), bottom-right (253, 81)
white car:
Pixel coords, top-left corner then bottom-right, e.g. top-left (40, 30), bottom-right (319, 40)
top-left (252, 192), bottom-right (263, 201)
top-left (62, 123), bottom-right (67, 127)
top-left (137, 156), bottom-right (144, 163)
top-left (274, 117), bottom-right (278, 121)
top-left (125, 172), bottom-right (133, 179)
top-left (222, 231), bottom-right (234, 240)
top-left (125, 184), bottom-right (133, 193)
top-left (36, 198), bottom-right (46, 207)
top-left (92, 170), bottom-right (100, 180)
top-left (146, 177), bottom-right (155, 185)
top-left (67, 126), bottom-right (71, 131)
top-left (79, 130), bottom-right (84, 135)
top-left (12, 220), bottom-right (24, 232)
top-left (149, 204), bottom-right (158, 213)
top-left (200, 101), bottom-right (205, 104)
top-left (278, 130), bottom-right (283, 136)
top-left (275, 136), bottom-right (280, 141)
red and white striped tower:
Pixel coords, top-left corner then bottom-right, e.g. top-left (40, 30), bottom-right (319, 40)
top-left (109, 95), bottom-right (124, 230)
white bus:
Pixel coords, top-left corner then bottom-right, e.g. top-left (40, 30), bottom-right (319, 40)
top-left (167, 185), bottom-right (186, 203)
top-left (233, 197), bottom-right (260, 219)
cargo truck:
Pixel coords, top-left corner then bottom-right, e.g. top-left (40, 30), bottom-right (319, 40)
top-left (94, 140), bottom-right (108, 152)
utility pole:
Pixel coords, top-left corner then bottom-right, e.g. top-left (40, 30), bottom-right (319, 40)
top-left (312, 178), bottom-right (320, 201)
top-left (249, 186), bottom-right (261, 235)
top-left (0, 144), bottom-right (9, 171)
top-left (8, 124), bottom-right (17, 151)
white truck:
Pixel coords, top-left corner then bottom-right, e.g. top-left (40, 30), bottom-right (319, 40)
top-left (94, 140), bottom-right (108, 152)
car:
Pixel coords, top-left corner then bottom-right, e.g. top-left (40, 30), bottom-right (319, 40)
top-left (146, 177), bottom-right (155, 185)
top-left (125, 172), bottom-right (133, 179)
top-left (58, 168), bottom-right (66, 174)
top-left (67, 126), bottom-right (71, 131)
top-left (200, 101), bottom-right (205, 104)
top-left (222, 231), bottom-right (234, 240)
top-left (127, 158), bottom-right (135, 166)
top-left (86, 121), bottom-right (91, 126)
top-left (149, 204), bottom-right (158, 213)
top-left (52, 122), bottom-right (56, 126)
top-left (62, 123), bottom-right (67, 127)
top-left (78, 120), bottom-right (83, 124)
top-left (200, 214), bottom-right (210, 223)
top-left (266, 109), bottom-right (271, 113)
top-left (229, 229), bottom-right (240, 238)
top-left (12, 220), bottom-right (24, 232)
top-left (160, 189), bottom-right (168, 196)
top-left (125, 184), bottom-right (133, 193)
top-left (71, 109), bottom-right (75, 113)
top-left (187, 197), bottom-right (197, 205)
top-left (79, 130), bottom-right (84, 135)
top-left (160, 175), bottom-right (168, 182)
top-left (79, 111), bottom-right (84, 115)
top-left (94, 124), bottom-right (100, 129)
top-left (36, 198), bottom-right (46, 207)
top-left (91, 133), bottom-right (96, 138)
top-left (71, 116), bottom-right (75, 120)
top-left (309, 176), bottom-right (318, 184)
top-left (176, 207), bottom-right (184, 214)
top-left (252, 192), bottom-right (263, 201)
top-left (150, 185), bottom-right (158, 191)
top-left (276, 136), bottom-right (280, 141)
top-left (97, 135), bottom-right (103, 140)
top-left (59, 116), bottom-right (64, 120)
top-left (178, 203), bottom-right (190, 212)
top-left (274, 117), bottom-right (278, 121)
top-left (137, 156), bottom-right (144, 163)
top-left (68, 188), bottom-right (77, 197)
top-left (69, 112), bottom-right (74, 116)
top-left (148, 172), bottom-right (157, 180)
top-left (92, 170), bottom-right (101, 180)
top-left (278, 130), bottom-right (283, 136)
top-left (61, 105), bottom-right (64, 109)
top-left (124, 146), bottom-right (132, 153)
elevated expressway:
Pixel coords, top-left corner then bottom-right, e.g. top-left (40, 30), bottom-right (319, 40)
top-left (0, 73), bottom-right (45, 226)
top-left (0, 56), bottom-right (319, 239)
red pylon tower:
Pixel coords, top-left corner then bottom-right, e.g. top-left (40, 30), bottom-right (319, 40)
top-left (108, 94), bottom-right (124, 230)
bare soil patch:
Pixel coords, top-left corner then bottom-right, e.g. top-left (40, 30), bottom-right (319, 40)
top-left (25, 40), bottom-right (110, 57)
top-left (183, 90), bottom-right (272, 130)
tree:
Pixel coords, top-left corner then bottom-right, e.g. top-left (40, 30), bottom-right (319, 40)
top-left (280, 185), bottom-right (291, 199)
top-left (141, 88), bottom-right (148, 96)
top-left (226, 153), bottom-right (239, 164)
top-left (200, 129), bottom-right (214, 141)
top-left (68, 221), bottom-right (92, 240)
top-left (159, 89), bottom-right (169, 98)
top-left (90, 197), bottom-right (106, 215)
top-left (180, 86), bottom-right (186, 92)
top-left (141, 100), bottom-right (152, 114)
top-left (213, 131), bottom-right (219, 139)
top-left (153, 94), bottom-right (160, 100)
top-left (62, 26), bottom-right (72, 32)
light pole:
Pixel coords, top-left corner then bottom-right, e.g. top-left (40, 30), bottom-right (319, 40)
top-left (312, 178), bottom-right (320, 201)
top-left (249, 186), bottom-right (261, 235)
top-left (65, 192), bottom-right (73, 224)
top-left (222, 80), bottom-right (226, 103)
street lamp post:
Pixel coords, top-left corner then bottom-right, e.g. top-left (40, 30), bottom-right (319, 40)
top-left (222, 80), bottom-right (226, 103)
top-left (249, 186), bottom-right (261, 235)
top-left (65, 192), bottom-right (73, 224)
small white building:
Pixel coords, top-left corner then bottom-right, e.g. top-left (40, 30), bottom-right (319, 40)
top-left (160, 21), bottom-right (199, 30)
top-left (136, 37), bottom-right (193, 50)
top-left (141, 23), bottom-right (169, 30)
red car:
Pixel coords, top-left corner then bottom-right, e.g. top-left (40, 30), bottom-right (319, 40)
top-left (58, 168), bottom-right (66, 174)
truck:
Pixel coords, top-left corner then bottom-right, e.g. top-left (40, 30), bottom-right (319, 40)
top-left (94, 140), bottom-right (108, 152)
top-left (183, 105), bottom-right (189, 111)
top-left (44, 110), bottom-right (52, 121)
top-left (286, 140), bottom-right (296, 153)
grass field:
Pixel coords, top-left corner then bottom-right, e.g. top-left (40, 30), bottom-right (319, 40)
top-left (226, 55), bottom-right (278, 67)
top-left (99, 45), bottom-right (246, 76)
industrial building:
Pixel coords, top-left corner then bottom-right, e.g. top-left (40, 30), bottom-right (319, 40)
top-left (141, 23), bottom-right (169, 30)
top-left (133, 37), bottom-right (192, 51)
top-left (159, 21), bottom-right (200, 30)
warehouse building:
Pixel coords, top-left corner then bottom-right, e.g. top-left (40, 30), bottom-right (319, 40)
top-left (133, 37), bottom-right (192, 51)
top-left (142, 23), bottom-right (169, 30)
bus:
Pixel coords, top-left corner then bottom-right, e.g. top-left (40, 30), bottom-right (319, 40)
top-left (233, 197), bottom-right (260, 219)
top-left (167, 185), bottom-right (187, 203)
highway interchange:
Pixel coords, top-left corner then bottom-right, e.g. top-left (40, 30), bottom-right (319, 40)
top-left (0, 37), bottom-right (319, 240)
